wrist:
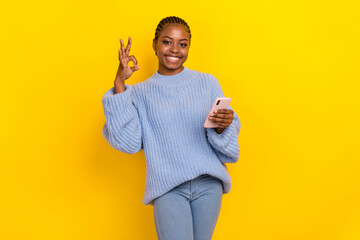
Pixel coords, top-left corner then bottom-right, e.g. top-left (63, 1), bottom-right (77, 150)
top-left (114, 81), bottom-right (126, 94)
top-left (215, 127), bottom-right (225, 134)
top-left (115, 75), bottom-right (126, 83)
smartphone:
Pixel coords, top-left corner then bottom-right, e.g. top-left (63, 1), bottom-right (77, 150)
top-left (204, 97), bottom-right (232, 128)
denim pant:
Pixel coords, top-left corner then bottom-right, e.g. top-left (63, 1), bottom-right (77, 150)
top-left (153, 174), bottom-right (223, 240)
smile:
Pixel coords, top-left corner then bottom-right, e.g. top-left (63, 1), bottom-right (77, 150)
top-left (165, 56), bottom-right (181, 63)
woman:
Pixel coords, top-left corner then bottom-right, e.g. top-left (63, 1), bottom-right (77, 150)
top-left (102, 16), bottom-right (241, 240)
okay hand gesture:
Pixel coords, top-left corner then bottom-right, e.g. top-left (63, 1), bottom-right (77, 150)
top-left (116, 37), bottom-right (140, 82)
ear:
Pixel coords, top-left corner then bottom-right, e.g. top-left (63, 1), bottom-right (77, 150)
top-left (153, 39), bottom-right (157, 55)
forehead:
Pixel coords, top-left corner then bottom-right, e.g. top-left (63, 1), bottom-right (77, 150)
top-left (159, 24), bottom-right (190, 39)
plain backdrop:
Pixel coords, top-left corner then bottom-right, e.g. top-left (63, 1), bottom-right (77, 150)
top-left (1, 0), bottom-right (359, 239)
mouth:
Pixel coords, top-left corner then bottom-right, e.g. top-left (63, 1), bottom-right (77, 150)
top-left (165, 55), bottom-right (182, 63)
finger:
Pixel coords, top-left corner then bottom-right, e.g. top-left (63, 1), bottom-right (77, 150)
top-left (209, 110), bottom-right (232, 118)
top-left (118, 49), bottom-right (123, 62)
top-left (214, 121), bottom-right (231, 128)
top-left (120, 39), bottom-right (125, 53)
top-left (125, 36), bottom-right (132, 56)
top-left (129, 55), bottom-right (138, 66)
top-left (211, 113), bottom-right (233, 119)
top-left (214, 109), bottom-right (234, 115)
top-left (209, 117), bottom-right (232, 125)
top-left (131, 65), bottom-right (141, 72)
top-left (210, 117), bottom-right (229, 128)
top-left (118, 49), bottom-right (126, 66)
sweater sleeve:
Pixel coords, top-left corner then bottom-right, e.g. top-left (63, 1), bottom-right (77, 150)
top-left (102, 84), bottom-right (143, 154)
top-left (206, 74), bottom-right (241, 163)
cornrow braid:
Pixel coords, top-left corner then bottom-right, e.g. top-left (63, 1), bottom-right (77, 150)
top-left (154, 16), bottom-right (191, 45)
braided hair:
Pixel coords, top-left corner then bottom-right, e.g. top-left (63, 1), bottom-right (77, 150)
top-left (154, 16), bottom-right (192, 46)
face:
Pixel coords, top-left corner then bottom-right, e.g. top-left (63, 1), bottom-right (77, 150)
top-left (153, 24), bottom-right (190, 75)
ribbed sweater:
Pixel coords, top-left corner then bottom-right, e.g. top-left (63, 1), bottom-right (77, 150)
top-left (102, 66), bottom-right (241, 205)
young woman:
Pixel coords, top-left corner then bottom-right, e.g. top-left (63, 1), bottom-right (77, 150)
top-left (102, 16), bottom-right (241, 240)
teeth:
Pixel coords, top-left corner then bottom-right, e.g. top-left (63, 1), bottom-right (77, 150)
top-left (167, 57), bottom-right (179, 60)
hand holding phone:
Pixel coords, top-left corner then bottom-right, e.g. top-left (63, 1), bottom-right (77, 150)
top-left (204, 97), bottom-right (232, 128)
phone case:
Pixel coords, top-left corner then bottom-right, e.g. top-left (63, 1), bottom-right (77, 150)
top-left (204, 97), bottom-right (231, 128)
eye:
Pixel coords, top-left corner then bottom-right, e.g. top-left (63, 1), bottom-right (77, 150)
top-left (180, 43), bottom-right (188, 47)
top-left (162, 40), bottom-right (170, 44)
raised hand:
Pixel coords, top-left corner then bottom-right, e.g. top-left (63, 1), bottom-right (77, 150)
top-left (115, 37), bottom-right (140, 82)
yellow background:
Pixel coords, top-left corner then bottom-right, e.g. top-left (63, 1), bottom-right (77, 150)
top-left (1, 0), bottom-right (359, 239)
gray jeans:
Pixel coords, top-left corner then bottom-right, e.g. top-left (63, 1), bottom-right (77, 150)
top-left (153, 174), bottom-right (223, 240)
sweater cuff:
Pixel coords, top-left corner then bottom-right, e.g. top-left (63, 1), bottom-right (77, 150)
top-left (102, 84), bottom-right (136, 125)
top-left (103, 84), bottom-right (131, 97)
top-left (207, 121), bottom-right (237, 148)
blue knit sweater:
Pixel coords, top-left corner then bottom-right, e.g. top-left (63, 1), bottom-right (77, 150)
top-left (102, 66), bottom-right (241, 205)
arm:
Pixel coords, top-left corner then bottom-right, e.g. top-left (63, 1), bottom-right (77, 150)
top-left (206, 75), bottom-right (241, 163)
top-left (102, 84), bottom-right (143, 154)
top-left (102, 36), bottom-right (143, 154)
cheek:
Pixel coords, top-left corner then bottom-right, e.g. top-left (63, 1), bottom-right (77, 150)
top-left (182, 50), bottom-right (189, 58)
top-left (159, 46), bottom-right (168, 55)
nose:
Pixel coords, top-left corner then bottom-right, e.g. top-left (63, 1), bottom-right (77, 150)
top-left (170, 43), bottom-right (180, 53)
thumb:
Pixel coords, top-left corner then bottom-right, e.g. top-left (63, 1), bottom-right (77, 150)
top-left (131, 65), bottom-right (140, 72)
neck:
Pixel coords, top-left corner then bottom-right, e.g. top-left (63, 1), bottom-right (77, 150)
top-left (150, 65), bottom-right (193, 86)
top-left (157, 65), bottom-right (185, 76)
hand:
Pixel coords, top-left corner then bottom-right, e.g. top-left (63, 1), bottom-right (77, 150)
top-left (208, 109), bottom-right (234, 129)
top-left (116, 37), bottom-right (140, 82)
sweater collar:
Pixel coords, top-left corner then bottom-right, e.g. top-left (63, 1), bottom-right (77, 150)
top-left (150, 66), bottom-right (193, 85)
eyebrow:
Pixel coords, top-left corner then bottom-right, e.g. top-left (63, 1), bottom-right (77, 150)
top-left (162, 36), bottom-right (188, 41)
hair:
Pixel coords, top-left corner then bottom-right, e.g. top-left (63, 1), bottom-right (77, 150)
top-left (154, 16), bottom-right (192, 45)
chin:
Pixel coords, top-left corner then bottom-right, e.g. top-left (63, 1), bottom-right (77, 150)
top-left (162, 62), bottom-right (183, 70)
top-left (167, 65), bottom-right (182, 69)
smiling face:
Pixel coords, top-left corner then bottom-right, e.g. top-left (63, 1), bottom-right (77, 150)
top-left (153, 24), bottom-right (190, 76)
